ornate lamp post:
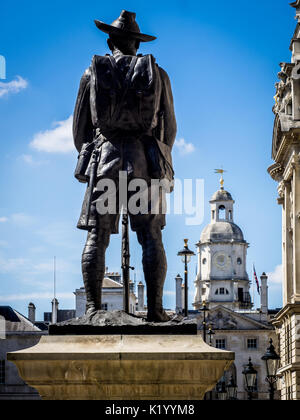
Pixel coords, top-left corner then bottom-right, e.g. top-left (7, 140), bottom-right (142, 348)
top-left (177, 239), bottom-right (195, 317)
top-left (226, 375), bottom-right (238, 400)
top-left (199, 301), bottom-right (209, 343)
top-left (261, 339), bottom-right (280, 400)
top-left (242, 358), bottom-right (257, 400)
top-left (207, 324), bottom-right (215, 346)
top-left (217, 380), bottom-right (227, 401)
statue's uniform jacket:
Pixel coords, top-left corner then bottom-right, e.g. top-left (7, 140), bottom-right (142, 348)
top-left (73, 54), bottom-right (177, 233)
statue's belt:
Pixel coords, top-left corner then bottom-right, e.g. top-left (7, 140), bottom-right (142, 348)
top-left (95, 128), bottom-right (152, 143)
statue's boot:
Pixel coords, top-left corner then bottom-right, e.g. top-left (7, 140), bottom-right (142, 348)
top-left (137, 228), bottom-right (170, 323)
top-left (82, 270), bottom-right (103, 317)
top-left (146, 284), bottom-right (170, 322)
top-left (82, 228), bottom-right (110, 316)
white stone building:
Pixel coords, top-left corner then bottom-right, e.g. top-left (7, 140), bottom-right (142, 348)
top-left (193, 188), bottom-right (252, 311)
top-left (74, 271), bottom-right (141, 317)
top-left (175, 185), bottom-right (280, 400)
top-left (268, 0), bottom-right (300, 401)
top-left (0, 306), bottom-right (46, 400)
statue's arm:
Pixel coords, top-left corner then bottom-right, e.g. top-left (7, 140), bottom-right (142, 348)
top-left (73, 68), bottom-right (94, 153)
top-left (159, 67), bottom-right (177, 149)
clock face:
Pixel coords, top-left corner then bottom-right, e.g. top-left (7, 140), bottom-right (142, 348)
top-left (213, 252), bottom-right (230, 270)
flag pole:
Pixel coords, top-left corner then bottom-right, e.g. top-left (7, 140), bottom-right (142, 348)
top-left (252, 263), bottom-right (255, 310)
top-left (54, 256), bottom-right (56, 301)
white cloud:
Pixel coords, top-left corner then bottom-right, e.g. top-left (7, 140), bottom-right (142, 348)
top-left (30, 115), bottom-right (74, 154)
top-left (11, 213), bottom-right (33, 227)
top-left (0, 292), bottom-right (74, 302)
top-left (267, 265), bottom-right (282, 285)
top-left (163, 290), bottom-right (176, 296)
top-left (0, 213), bottom-right (34, 227)
top-left (21, 154), bottom-right (34, 164)
top-left (37, 221), bottom-right (81, 251)
top-left (0, 257), bottom-right (28, 274)
top-left (175, 138), bottom-right (195, 155)
top-left (0, 76), bottom-right (28, 98)
top-left (19, 154), bottom-right (48, 166)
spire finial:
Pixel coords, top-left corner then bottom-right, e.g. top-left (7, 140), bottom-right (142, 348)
top-left (291, 1), bottom-right (300, 20)
top-left (215, 169), bottom-right (227, 190)
top-left (291, 1), bottom-right (300, 10)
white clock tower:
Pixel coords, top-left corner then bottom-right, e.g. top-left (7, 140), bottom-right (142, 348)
top-left (193, 181), bottom-right (252, 311)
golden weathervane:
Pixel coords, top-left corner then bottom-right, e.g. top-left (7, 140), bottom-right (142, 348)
top-left (215, 169), bottom-right (227, 190)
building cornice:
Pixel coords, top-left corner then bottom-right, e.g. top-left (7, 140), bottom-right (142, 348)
top-left (268, 163), bottom-right (284, 182)
top-left (277, 362), bottom-right (300, 376)
top-left (196, 241), bottom-right (248, 247)
top-left (271, 303), bottom-right (300, 325)
top-left (275, 132), bottom-right (300, 164)
top-left (206, 305), bottom-right (273, 330)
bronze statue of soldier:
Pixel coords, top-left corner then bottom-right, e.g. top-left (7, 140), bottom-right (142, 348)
top-left (73, 10), bottom-right (177, 322)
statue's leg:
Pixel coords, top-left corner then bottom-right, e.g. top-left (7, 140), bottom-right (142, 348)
top-left (136, 225), bottom-right (169, 322)
top-left (82, 227), bottom-right (111, 315)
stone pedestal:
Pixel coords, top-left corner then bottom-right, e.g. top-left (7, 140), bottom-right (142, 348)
top-left (8, 335), bottom-right (234, 400)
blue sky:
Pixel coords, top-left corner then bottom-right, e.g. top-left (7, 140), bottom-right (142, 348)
top-left (0, 0), bottom-right (294, 320)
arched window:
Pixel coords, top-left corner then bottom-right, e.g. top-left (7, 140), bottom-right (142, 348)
top-left (218, 205), bottom-right (226, 220)
top-left (237, 258), bottom-right (242, 265)
top-left (202, 258), bottom-right (207, 265)
top-left (229, 210), bottom-right (232, 221)
top-left (215, 288), bottom-right (230, 296)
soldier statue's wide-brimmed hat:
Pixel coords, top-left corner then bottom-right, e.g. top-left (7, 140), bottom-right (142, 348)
top-left (94, 10), bottom-right (156, 43)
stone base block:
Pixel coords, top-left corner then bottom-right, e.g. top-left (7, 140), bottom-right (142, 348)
top-left (8, 335), bottom-right (234, 400)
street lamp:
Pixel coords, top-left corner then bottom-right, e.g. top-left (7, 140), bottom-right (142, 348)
top-left (217, 381), bottom-right (227, 400)
top-left (207, 324), bottom-right (215, 346)
top-left (177, 239), bottom-right (195, 317)
top-left (199, 301), bottom-right (209, 343)
top-left (226, 375), bottom-right (238, 400)
top-left (242, 358), bottom-right (257, 400)
top-left (261, 339), bottom-right (280, 400)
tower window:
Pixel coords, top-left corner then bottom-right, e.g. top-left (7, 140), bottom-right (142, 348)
top-left (218, 205), bottom-right (226, 220)
top-left (202, 258), bottom-right (207, 265)
top-left (215, 288), bottom-right (229, 295)
top-left (229, 210), bottom-right (232, 220)
top-left (216, 339), bottom-right (226, 349)
top-left (247, 339), bottom-right (258, 349)
top-left (212, 210), bottom-right (215, 220)
top-left (237, 258), bottom-right (242, 265)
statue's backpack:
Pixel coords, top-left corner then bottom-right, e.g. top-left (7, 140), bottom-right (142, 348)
top-left (90, 54), bottom-right (162, 133)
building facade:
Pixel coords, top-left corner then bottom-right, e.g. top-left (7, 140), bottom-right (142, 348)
top-left (74, 271), bottom-right (140, 318)
top-left (175, 185), bottom-right (280, 399)
top-left (193, 187), bottom-right (252, 311)
top-left (0, 306), bottom-right (45, 400)
top-left (268, 0), bottom-right (300, 400)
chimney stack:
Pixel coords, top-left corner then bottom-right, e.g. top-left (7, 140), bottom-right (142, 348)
top-left (175, 275), bottom-right (183, 314)
top-left (137, 282), bottom-right (145, 311)
top-left (28, 302), bottom-right (36, 323)
top-left (51, 298), bottom-right (59, 324)
top-left (260, 273), bottom-right (268, 316)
